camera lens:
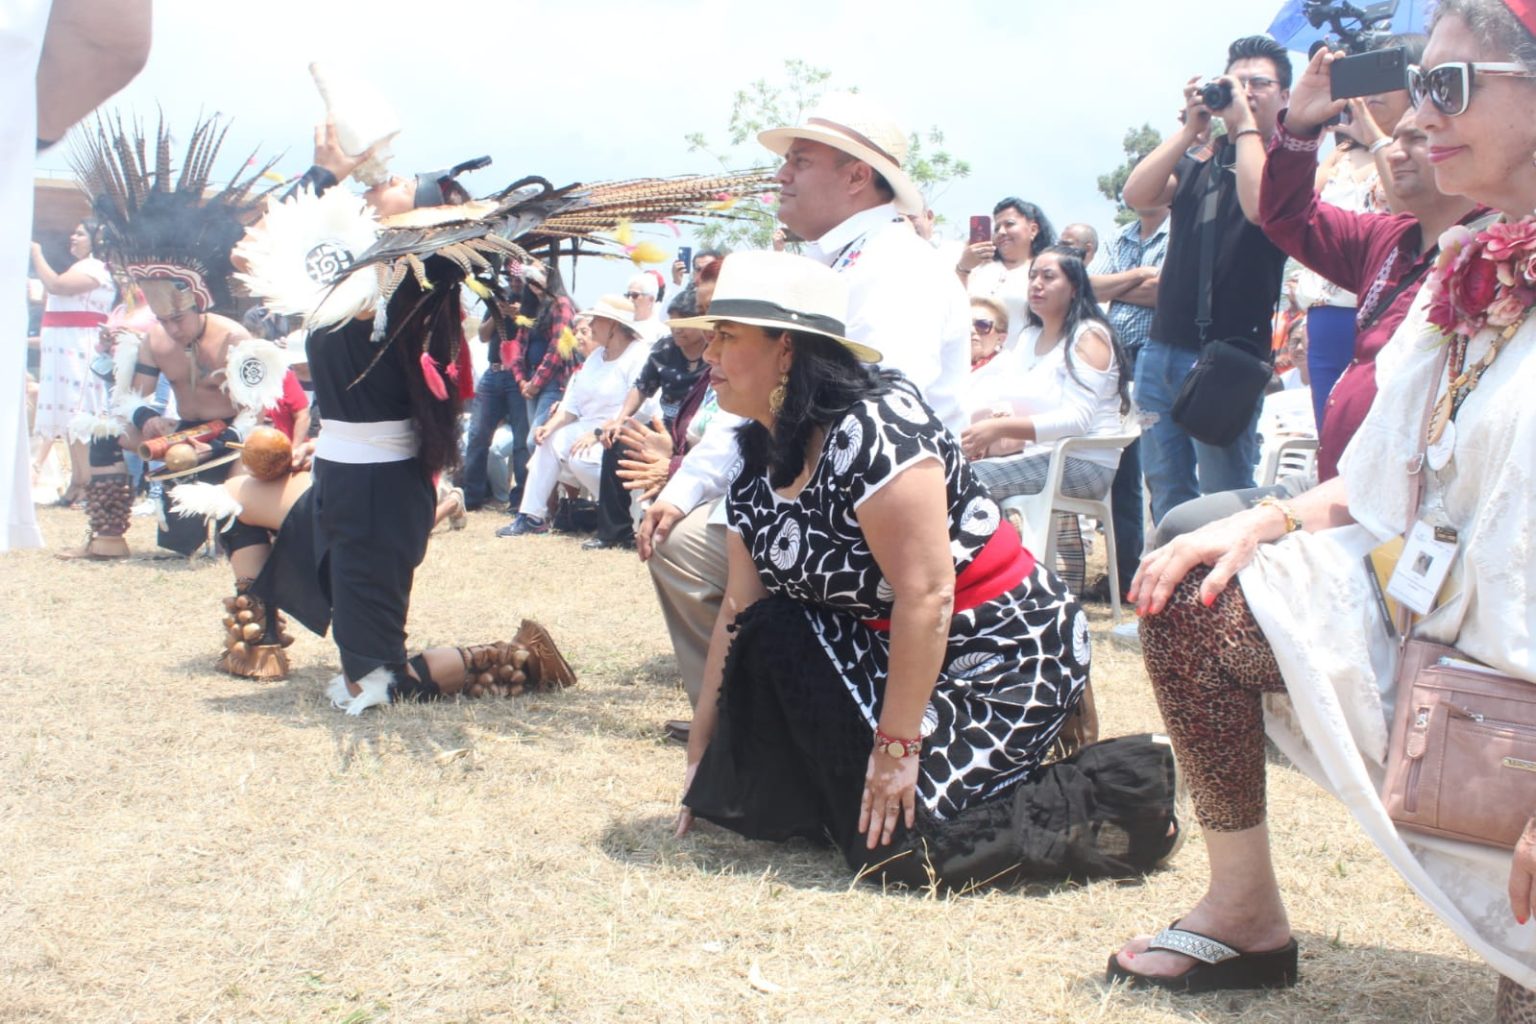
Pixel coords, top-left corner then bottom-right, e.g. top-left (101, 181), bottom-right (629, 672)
top-left (1199, 81), bottom-right (1234, 110)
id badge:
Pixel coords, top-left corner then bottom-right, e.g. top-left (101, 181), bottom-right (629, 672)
top-left (1385, 520), bottom-right (1458, 616)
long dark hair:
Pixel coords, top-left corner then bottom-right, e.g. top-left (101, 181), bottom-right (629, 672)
top-left (992, 198), bottom-right (1056, 258)
top-left (737, 330), bottom-right (895, 489)
top-left (526, 263), bottom-right (573, 352)
top-left (1025, 244), bottom-right (1131, 414)
top-left (384, 273), bottom-right (466, 480)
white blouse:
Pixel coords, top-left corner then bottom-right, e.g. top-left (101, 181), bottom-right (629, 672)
top-left (562, 337), bottom-right (649, 422)
top-left (967, 322), bottom-right (1123, 468)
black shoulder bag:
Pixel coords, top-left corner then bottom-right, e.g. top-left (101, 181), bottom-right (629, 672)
top-left (1169, 157), bottom-right (1275, 446)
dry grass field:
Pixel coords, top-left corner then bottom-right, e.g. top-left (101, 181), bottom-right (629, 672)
top-left (0, 503), bottom-right (1499, 1022)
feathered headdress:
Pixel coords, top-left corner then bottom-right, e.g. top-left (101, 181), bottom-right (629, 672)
top-left (72, 113), bottom-right (281, 316)
top-left (234, 168), bottom-right (773, 399)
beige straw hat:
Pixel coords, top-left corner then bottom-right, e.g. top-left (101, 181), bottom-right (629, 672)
top-left (583, 294), bottom-right (640, 335)
top-left (757, 92), bottom-right (924, 216)
top-left (667, 250), bottom-right (881, 363)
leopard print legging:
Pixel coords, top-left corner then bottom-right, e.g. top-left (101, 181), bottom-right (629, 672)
top-left (1144, 568), bottom-right (1536, 1016)
top-left (1139, 565), bottom-right (1285, 833)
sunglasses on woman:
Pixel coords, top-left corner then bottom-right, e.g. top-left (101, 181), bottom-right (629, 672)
top-left (972, 318), bottom-right (996, 334)
top-left (1406, 61), bottom-right (1536, 117)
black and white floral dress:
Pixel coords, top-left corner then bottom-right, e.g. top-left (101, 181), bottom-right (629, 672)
top-left (722, 384), bottom-right (1089, 821)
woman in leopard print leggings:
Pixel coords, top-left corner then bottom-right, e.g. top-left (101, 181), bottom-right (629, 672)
top-left (1103, 11), bottom-right (1536, 1015)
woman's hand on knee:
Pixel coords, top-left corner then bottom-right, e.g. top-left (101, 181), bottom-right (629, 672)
top-left (1509, 817), bottom-right (1536, 925)
top-left (1130, 510), bottom-right (1269, 616)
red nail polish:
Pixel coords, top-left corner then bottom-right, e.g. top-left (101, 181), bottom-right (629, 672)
top-left (1124, 952), bottom-right (1135, 959)
top-left (1518, 910), bottom-right (1529, 925)
top-left (1201, 592), bottom-right (1215, 607)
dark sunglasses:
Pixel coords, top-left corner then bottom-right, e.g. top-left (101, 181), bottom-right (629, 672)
top-left (972, 318), bottom-right (997, 334)
top-left (623, 291), bottom-right (649, 300)
top-left (1407, 61), bottom-right (1536, 117)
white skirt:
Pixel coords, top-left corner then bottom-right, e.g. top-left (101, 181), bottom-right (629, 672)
top-left (1241, 524), bottom-right (1536, 988)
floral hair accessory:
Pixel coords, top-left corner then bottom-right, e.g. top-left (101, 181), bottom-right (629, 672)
top-left (1426, 218), bottom-right (1536, 341)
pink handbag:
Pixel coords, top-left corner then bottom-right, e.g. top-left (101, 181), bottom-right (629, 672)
top-left (1380, 637), bottom-right (1536, 849)
top-left (1377, 344), bottom-right (1536, 850)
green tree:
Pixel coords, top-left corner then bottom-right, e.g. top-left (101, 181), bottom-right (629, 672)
top-left (1097, 123), bottom-right (1163, 226)
top-left (684, 60), bottom-right (971, 251)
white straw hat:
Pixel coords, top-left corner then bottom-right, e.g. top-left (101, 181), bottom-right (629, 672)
top-left (757, 92), bottom-right (923, 216)
top-left (583, 294), bottom-right (639, 334)
top-left (667, 250), bottom-right (881, 363)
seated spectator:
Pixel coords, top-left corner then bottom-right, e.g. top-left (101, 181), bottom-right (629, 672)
top-left (955, 198), bottom-right (1055, 351)
top-left (587, 288), bottom-right (713, 550)
top-left (625, 271), bottom-right (665, 342)
top-left (497, 295), bottom-right (648, 537)
top-left (960, 246), bottom-right (1130, 592)
top-left (1107, 13), bottom-right (1536, 1009)
top-left (969, 297), bottom-right (1008, 369)
top-left (672, 250), bottom-right (1178, 890)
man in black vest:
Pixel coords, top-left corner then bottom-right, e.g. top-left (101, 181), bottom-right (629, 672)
top-left (1122, 35), bottom-right (1292, 527)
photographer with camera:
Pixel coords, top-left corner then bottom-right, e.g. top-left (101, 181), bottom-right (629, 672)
top-left (1122, 36), bottom-right (1293, 528)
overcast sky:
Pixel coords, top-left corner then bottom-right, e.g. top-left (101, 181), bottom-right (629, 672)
top-left (47, 0), bottom-right (1351, 303)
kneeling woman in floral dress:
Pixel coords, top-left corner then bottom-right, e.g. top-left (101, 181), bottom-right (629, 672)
top-left (672, 251), bottom-right (1178, 889)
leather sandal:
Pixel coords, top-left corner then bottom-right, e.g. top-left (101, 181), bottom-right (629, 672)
top-left (1105, 924), bottom-right (1298, 993)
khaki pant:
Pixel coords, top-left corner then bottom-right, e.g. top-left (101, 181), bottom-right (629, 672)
top-left (646, 501), bottom-right (727, 706)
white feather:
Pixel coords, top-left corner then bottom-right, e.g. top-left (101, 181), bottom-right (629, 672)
top-left (310, 62), bottom-right (400, 187)
top-left (110, 331), bottom-right (141, 394)
top-left (325, 673), bottom-right (352, 708)
top-left (234, 186), bottom-right (381, 331)
top-left (67, 411), bottom-right (124, 443)
top-left (168, 481), bottom-right (244, 531)
top-left (224, 338), bottom-right (289, 414)
top-left (343, 666), bottom-right (395, 715)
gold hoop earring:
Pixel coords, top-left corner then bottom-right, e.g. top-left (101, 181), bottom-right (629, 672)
top-left (768, 372), bottom-right (789, 416)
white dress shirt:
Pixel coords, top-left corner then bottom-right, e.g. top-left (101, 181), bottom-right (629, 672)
top-left (803, 203), bottom-right (970, 435)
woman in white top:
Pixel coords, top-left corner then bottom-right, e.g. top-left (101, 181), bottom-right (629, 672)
top-left (499, 295), bottom-right (649, 536)
top-left (961, 246), bottom-right (1128, 592)
top-left (1108, 12), bottom-right (1536, 1012)
top-left (955, 198), bottom-right (1056, 352)
top-left (30, 221), bottom-right (116, 505)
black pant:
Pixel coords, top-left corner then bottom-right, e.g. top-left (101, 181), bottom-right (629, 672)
top-left (595, 444), bottom-right (635, 544)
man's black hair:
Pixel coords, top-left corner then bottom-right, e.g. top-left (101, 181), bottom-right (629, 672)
top-left (1226, 34), bottom-right (1294, 89)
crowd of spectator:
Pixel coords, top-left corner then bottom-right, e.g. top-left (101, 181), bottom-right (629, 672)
top-left (17, 2), bottom-right (1536, 1013)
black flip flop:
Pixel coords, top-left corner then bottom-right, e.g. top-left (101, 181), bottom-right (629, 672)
top-left (1105, 925), bottom-right (1298, 994)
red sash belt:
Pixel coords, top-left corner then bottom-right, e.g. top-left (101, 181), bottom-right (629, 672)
top-left (861, 520), bottom-right (1035, 631)
top-left (41, 311), bottom-right (108, 328)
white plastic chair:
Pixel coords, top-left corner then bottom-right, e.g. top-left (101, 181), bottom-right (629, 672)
top-left (997, 421), bottom-right (1141, 623)
top-left (1260, 436), bottom-right (1320, 487)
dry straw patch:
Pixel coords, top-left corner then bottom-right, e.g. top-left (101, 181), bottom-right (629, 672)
top-left (0, 505), bottom-right (1496, 1022)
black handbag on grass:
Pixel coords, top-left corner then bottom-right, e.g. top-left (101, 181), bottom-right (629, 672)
top-left (1169, 156), bottom-right (1275, 447)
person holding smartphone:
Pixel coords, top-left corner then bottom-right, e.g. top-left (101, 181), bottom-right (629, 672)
top-left (955, 198), bottom-right (1056, 352)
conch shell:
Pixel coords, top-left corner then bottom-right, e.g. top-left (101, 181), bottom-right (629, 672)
top-left (310, 61), bottom-right (400, 187)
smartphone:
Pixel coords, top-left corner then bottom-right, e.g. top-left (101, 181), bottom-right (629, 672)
top-left (1330, 46), bottom-right (1407, 100)
top-left (677, 245), bottom-right (693, 273)
top-left (969, 215), bottom-right (992, 244)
